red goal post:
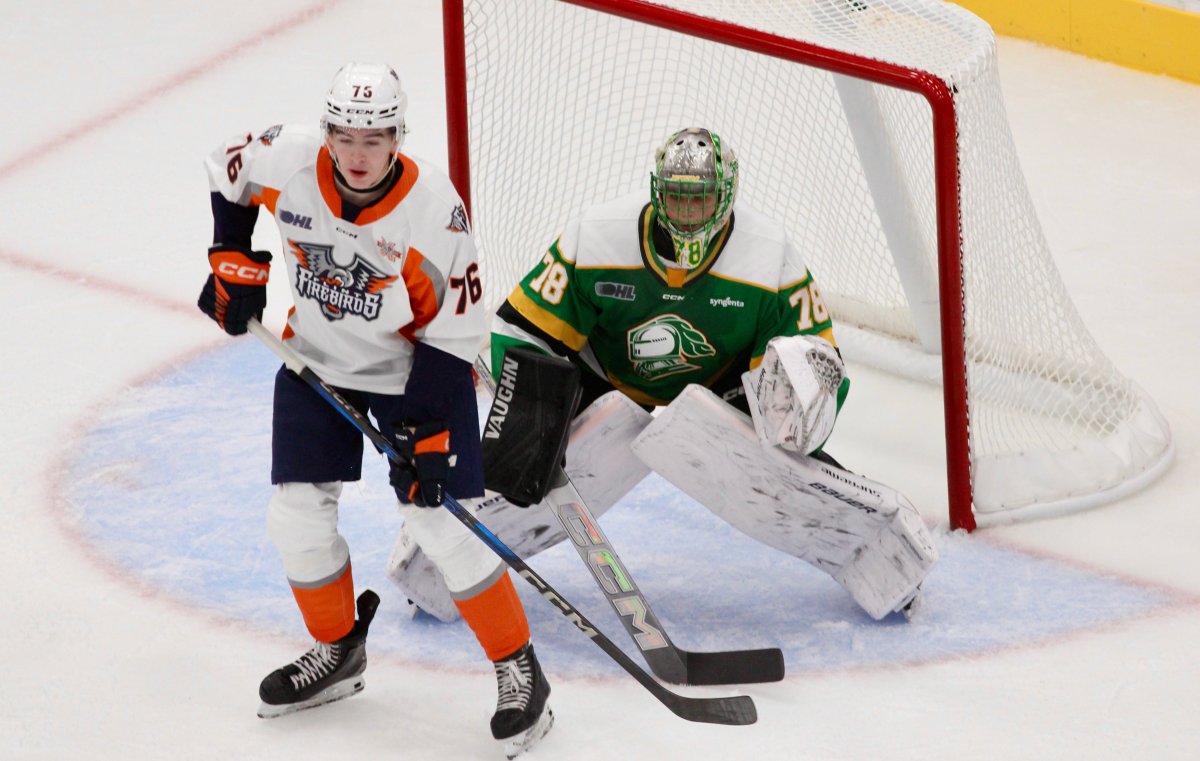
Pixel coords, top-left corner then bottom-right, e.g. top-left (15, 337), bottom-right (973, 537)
top-left (442, 0), bottom-right (1172, 532)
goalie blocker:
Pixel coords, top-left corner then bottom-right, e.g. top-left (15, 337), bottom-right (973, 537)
top-left (482, 347), bottom-right (583, 506)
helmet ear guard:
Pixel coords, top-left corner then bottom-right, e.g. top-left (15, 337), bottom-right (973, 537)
top-left (323, 62), bottom-right (409, 147)
top-left (650, 127), bottom-right (739, 268)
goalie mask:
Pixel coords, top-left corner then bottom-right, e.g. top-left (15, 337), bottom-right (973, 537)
top-left (323, 62), bottom-right (409, 145)
top-left (650, 127), bottom-right (739, 269)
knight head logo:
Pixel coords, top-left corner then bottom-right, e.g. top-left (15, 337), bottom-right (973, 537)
top-left (627, 314), bottom-right (715, 380)
top-left (289, 240), bottom-right (397, 321)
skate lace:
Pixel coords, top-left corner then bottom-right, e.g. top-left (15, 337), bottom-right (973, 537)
top-left (495, 657), bottom-right (531, 712)
top-left (289, 640), bottom-right (341, 690)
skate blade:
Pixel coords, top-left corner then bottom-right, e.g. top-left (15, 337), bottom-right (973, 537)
top-left (502, 704), bottom-right (554, 759)
top-left (257, 676), bottom-right (365, 719)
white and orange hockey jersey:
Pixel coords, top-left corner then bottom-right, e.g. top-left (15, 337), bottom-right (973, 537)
top-left (205, 123), bottom-right (485, 394)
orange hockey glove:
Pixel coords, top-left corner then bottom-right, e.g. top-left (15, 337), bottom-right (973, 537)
top-left (389, 421), bottom-right (451, 507)
top-left (198, 245), bottom-right (272, 335)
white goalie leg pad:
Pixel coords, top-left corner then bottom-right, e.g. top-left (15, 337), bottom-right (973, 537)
top-left (266, 481), bottom-right (351, 584)
top-left (743, 334), bottom-right (845, 455)
top-left (386, 390), bottom-right (654, 621)
top-left (630, 385), bottom-right (937, 620)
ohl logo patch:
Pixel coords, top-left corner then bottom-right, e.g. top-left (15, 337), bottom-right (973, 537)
top-left (289, 240), bottom-right (397, 321)
top-left (279, 208), bottom-right (313, 230)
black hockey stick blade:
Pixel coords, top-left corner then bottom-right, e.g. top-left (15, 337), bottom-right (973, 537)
top-left (678, 647), bottom-right (785, 686)
top-left (660, 688), bottom-right (757, 726)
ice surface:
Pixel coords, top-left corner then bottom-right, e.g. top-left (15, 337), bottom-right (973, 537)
top-left (3, 2), bottom-right (1199, 760)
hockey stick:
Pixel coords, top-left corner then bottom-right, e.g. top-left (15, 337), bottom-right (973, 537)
top-left (474, 356), bottom-right (784, 686)
top-left (245, 319), bottom-right (756, 726)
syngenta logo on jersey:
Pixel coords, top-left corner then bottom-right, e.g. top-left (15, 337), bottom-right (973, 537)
top-left (709, 296), bottom-right (744, 308)
top-left (279, 209), bottom-right (313, 230)
top-left (483, 355), bottom-right (519, 439)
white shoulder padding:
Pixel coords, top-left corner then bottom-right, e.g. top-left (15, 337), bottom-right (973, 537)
top-left (630, 384), bottom-right (936, 620)
top-left (743, 334), bottom-right (844, 455)
top-left (387, 390), bottom-right (654, 621)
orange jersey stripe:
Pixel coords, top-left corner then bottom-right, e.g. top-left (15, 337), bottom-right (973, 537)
top-left (250, 186), bottom-right (281, 214)
top-left (397, 246), bottom-right (440, 343)
top-left (314, 149), bottom-right (419, 225)
top-left (315, 147), bottom-right (344, 218)
top-left (454, 572), bottom-right (530, 662)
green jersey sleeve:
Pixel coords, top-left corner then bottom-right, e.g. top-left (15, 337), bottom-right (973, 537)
top-left (752, 261), bottom-right (836, 368)
top-left (491, 219), bottom-right (599, 375)
top-left (752, 245), bottom-right (848, 422)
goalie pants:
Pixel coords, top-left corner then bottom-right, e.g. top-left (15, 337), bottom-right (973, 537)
top-left (265, 366), bottom-right (528, 659)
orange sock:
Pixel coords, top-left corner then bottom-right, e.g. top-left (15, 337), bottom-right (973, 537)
top-left (290, 562), bottom-right (356, 642)
top-left (454, 572), bottom-right (530, 661)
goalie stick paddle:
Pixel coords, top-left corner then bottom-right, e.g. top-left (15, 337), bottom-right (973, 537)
top-left (245, 320), bottom-right (757, 726)
top-left (474, 355), bottom-right (784, 687)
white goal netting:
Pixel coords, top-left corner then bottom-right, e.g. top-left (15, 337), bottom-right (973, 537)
top-left (448, 0), bottom-right (1172, 526)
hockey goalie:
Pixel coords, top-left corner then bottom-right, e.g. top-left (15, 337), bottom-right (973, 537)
top-left (388, 126), bottom-right (937, 623)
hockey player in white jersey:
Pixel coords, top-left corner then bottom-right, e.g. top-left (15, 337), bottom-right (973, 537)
top-left (197, 63), bottom-right (551, 757)
top-left (390, 127), bottom-right (937, 626)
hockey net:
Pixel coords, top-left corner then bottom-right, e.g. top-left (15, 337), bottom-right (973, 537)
top-left (442, 0), bottom-right (1173, 530)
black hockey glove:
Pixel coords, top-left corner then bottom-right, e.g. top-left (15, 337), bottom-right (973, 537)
top-left (389, 421), bottom-right (451, 507)
top-left (198, 245), bottom-right (272, 335)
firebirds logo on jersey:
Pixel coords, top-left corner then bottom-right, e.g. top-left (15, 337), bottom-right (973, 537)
top-left (257, 124), bottom-right (282, 146)
top-left (289, 240), bottom-right (397, 321)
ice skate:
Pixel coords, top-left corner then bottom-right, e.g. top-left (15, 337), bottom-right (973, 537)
top-left (491, 642), bottom-right (553, 759)
top-left (257, 590), bottom-right (380, 718)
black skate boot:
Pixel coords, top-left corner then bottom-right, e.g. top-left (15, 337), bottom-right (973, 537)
top-left (490, 641), bottom-right (553, 759)
top-left (257, 589), bottom-right (380, 718)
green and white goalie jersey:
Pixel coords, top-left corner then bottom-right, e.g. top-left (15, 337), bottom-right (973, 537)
top-left (492, 190), bottom-right (842, 407)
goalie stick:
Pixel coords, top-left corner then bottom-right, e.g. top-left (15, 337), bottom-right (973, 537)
top-left (246, 319), bottom-right (757, 726)
top-left (474, 355), bottom-right (785, 686)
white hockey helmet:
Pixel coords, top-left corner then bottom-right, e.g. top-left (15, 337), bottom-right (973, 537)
top-left (650, 127), bottom-right (739, 268)
top-left (323, 63), bottom-right (408, 141)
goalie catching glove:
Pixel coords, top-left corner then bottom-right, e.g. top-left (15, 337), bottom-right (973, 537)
top-left (198, 245), bottom-right (272, 335)
top-left (389, 421), bottom-right (451, 507)
top-left (743, 334), bottom-right (845, 455)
